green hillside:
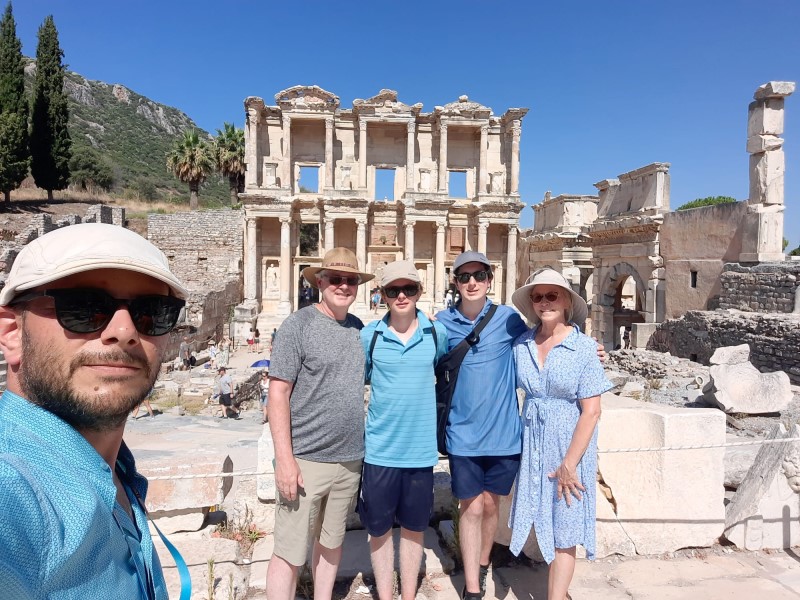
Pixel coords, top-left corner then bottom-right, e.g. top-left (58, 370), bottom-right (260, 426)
top-left (23, 58), bottom-right (229, 206)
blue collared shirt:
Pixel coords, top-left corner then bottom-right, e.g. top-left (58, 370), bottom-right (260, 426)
top-left (0, 390), bottom-right (167, 599)
top-left (435, 299), bottom-right (529, 456)
top-left (362, 311), bottom-right (448, 467)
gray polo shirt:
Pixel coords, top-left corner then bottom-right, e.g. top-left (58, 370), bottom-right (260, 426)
top-left (269, 306), bottom-right (365, 462)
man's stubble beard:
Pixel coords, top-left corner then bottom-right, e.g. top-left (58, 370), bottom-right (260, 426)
top-left (19, 326), bottom-right (160, 432)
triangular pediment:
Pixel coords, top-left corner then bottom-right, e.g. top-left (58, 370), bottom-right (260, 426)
top-left (275, 85), bottom-right (340, 112)
top-left (435, 95), bottom-right (492, 119)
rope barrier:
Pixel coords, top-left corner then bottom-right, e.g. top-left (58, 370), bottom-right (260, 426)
top-left (140, 436), bottom-right (800, 481)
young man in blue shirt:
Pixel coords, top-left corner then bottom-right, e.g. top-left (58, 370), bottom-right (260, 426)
top-left (435, 251), bottom-right (527, 599)
top-left (360, 260), bottom-right (448, 600)
top-left (0, 223), bottom-right (187, 599)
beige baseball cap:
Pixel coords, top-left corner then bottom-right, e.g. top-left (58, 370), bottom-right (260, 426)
top-left (380, 260), bottom-right (421, 287)
top-left (0, 223), bottom-right (188, 305)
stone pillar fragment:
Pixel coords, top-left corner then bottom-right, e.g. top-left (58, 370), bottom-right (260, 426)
top-left (740, 80), bottom-right (794, 263)
top-left (505, 225), bottom-right (517, 304)
top-left (478, 125), bottom-right (488, 194)
top-left (406, 120), bottom-right (415, 193)
top-left (438, 122), bottom-right (448, 193)
top-left (245, 217), bottom-right (258, 301)
top-left (435, 222), bottom-right (446, 305)
top-left (359, 119), bottom-right (368, 190)
top-left (404, 220), bottom-right (415, 261)
top-left (325, 117), bottom-right (334, 189)
top-left (278, 217), bottom-right (292, 316)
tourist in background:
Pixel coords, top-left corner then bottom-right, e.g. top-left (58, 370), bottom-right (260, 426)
top-left (218, 335), bottom-right (231, 368)
top-left (359, 261), bottom-right (448, 600)
top-left (259, 371), bottom-right (269, 424)
top-left (509, 268), bottom-right (612, 600)
top-left (216, 366), bottom-right (239, 419)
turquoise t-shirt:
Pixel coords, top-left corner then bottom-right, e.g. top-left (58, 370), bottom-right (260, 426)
top-left (362, 311), bottom-right (448, 468)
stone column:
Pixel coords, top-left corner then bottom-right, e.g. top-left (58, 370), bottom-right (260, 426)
top-left (359, 119), bottom-right (368, 190)
top-left (404, 220), bottom-right (415, 261)
top-left (406, 120), bottom-right (416, 193)
top-left (324, 217), bottom-right (335, 252)
top-left (438, 121), bottom-right (448, 192)
top-left (435, 221), bottom-right (446, 305)
top-left (478, 124), bottom-right (488, 195)
top-left (740, 81), bottom-right (795, 263)
top-left (356, 218), bottom-right (368, 307)
top-left (245, 108), bottom-right (259, 189)
top-left (282, 115), bottom-right (292, 191)
top-left (477, 221), bottom-right (488, 255)
top-left (510, 119), bottom-right (521, 194)
top-left (245, 217), bottom-right (258, 301)
top-left (325, 117), bottom-right (334, 190)
top-left (278, 217), bottom-right (292, 316)
top-left (505, 225), bottom-right (518, 304)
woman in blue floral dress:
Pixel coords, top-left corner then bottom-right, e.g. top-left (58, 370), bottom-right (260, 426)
top-left (509, 268), bottom-right (612, 600)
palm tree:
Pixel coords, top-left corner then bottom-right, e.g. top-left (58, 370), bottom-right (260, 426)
top-left (214, 122), bottom-right (245, 205)
top-left (166, 129), bottom-right (214, 210)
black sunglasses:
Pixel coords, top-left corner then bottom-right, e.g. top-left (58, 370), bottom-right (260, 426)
top-left (383, 284), bottom-right (420, 299)
top-left (531, 291), bottom-right (560, 304)
top-left (13, 288), bottom-right (185, 336)
top-left (455, 270), bottom-right (490, 284)
top-left (323, 274), bottom-right (361, 287)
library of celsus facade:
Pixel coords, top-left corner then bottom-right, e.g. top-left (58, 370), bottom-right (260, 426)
top-left (237, 86), bottom-right (527, 320)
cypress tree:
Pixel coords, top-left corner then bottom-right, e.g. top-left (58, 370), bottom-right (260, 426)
top-left (30, 15), bottom-right (71, 201)
top-left (0, 2), bottom-right (29, 203)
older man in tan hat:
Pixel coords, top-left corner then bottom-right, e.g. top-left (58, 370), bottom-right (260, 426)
top-left (266, 247), bottom-right (374, 600)
top-left (0, 223), bottom-right (187, 599)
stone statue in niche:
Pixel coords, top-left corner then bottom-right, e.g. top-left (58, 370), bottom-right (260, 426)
top-left (340, 166), bottom-right (352, 190)
top-left (490, 172), bottom-right (504, 194)
top-left (417, 267), bottom-right (428, 293)
top-left (267, 263), bottom-right (279, 291)
top-left (419, 169), bottom-right (431, 192)
top-left (263, 162), bottom-right (277, 187)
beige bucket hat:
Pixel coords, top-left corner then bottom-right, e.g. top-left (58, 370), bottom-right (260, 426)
top-left (511, 267), bottom-right (588, 325)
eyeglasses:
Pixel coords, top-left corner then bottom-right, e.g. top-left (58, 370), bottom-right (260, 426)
top-left (383, 284), bottom-right (420, 298)
top-left (455, 270), bottom-right (490, 284)
top-left (12, 288), bottom-right (185, 336)
top-left (531, 291), bottom-right (560, 304)
top-left (322, 274), bottom-right (361, 287)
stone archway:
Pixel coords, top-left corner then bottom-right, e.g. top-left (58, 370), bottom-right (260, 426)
top-left (595, 262), bottom-right (648, 348)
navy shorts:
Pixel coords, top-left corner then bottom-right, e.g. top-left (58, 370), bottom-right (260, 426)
top-left (449, 454), bottom-right (521, 500)
top-left (357, 463), bottom-right (434, 536)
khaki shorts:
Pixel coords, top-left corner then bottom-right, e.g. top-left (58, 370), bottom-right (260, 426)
top-left (273, 457), bottom-right (362, 566)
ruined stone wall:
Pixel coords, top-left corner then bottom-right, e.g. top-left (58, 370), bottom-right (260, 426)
top-left (717, 262), bottom-right (800, 313)
top-left (147, 210), bottom-right (243, 288)
top-left (648, 310), bottom-right (800, 384)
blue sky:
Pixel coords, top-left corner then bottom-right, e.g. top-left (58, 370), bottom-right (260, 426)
top-left (14, 1), bottom-right (800, 248)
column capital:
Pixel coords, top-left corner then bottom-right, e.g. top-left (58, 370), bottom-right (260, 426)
top-left (246, 216), bottom-right (257, 227)
top-left (407, 120), bottom-right (416, 133)
top-left (282, 115), bottom-right (291, 127)
top-left (324, 216), bottom-right (336, 225)
top-left (356, 218), bottom-right (367, 228)
top-left (480, 124), bottom-right (489, 135)
top-left (436, 220), bottom-right (447, 231)
top-left (359, 118), bottom-right (367, 132)
top-left (403, 219), bottom-right (416, 228)
top-left (247, 107), bottom-right (261, 125)
top-left (279, 216), bottom-right (292, 225)
top-left (478, 221), bottom-right (489, 231)
top-left (508, 224), bottom-right (518, 236)
top-left (439, 121), bottom-right (448, 134)
top-left (325, 117), bottom-right (334, 129)
top-left (510, 119), bottom-right (521, 138)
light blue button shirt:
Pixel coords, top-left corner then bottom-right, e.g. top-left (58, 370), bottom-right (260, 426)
top-left (0, 390), bottom-right (167, 599)
top-left (435, 300), bottom-right (529, 456)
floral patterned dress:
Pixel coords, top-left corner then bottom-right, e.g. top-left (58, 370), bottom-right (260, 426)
top-left (509, 325), bottom-right (612, 564)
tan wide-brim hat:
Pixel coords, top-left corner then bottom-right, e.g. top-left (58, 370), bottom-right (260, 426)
top-left (301, 247), bottom-right (375, 290)
top-left (511, 268), bottom-right (588, 325)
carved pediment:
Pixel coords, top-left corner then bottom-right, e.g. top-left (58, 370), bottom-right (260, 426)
top-left (353, 89), bottom-right (422, 116)
top-left (275, 85), bottom-right (340, 112)
top-left (435, 95), bottom-right (492, 119)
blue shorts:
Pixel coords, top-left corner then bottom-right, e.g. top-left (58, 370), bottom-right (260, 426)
top-left (449, 454), bottom-right (521, 500)
top-left (357, 463), bottom-right (434, 536)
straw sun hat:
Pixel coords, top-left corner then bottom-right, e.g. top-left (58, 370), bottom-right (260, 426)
top-left (301, 247), bottom-right (375, 290)
top-left (511, 268), bottom-right (588, 325)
